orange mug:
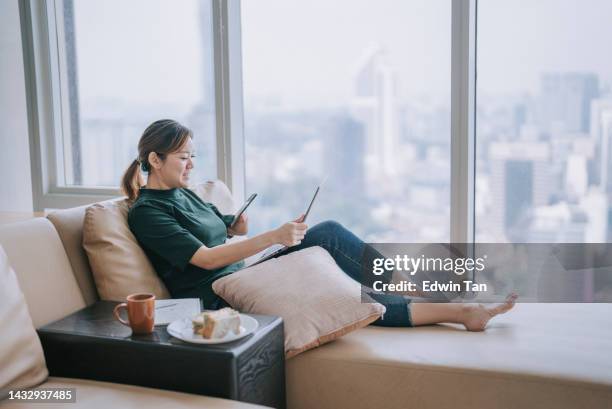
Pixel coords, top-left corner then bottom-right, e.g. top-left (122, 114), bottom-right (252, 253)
top-left (113, 293), bottom-right (156, 334)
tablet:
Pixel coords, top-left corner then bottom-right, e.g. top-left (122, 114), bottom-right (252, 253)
top-left (302, 186), bottom-right (320, 222)
top-left (231, 193), bottom-right (257, 227)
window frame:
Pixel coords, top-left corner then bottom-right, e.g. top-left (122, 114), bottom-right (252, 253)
top-left (450, 0), bottom-right (477, 243)
top-left (21, 0), bottom-right (475, 243)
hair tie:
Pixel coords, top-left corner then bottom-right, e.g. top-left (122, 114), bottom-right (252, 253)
top-left (138, 159), bottom-right (149, 172)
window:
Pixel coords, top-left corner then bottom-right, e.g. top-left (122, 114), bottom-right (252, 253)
top-left (65, 0), bottom-right (218, 187)
top-left (475, 0), bottom-right (612, 243)
top-left (241, 0), bottom-right (451, 242)
top-left (30, 0), bottom-right (217, 197)
top-left (25, 0), bottom-right (611, 248)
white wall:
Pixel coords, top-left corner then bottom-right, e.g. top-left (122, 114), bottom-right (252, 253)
top-left (0, 0), bottom-right (34, 212)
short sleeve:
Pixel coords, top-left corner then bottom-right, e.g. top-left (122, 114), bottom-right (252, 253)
top-left (209, 203), bottom-right (235, 228)
top-left (128, 203), bottom-right (203, 271)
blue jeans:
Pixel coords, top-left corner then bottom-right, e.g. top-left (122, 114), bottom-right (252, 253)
top-left (277, 220), bottom-right (413, 327)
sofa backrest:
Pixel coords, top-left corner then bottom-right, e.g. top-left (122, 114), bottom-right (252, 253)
top-left (47, 203), bottom-right (110, 306)
top-left (0, 218), bottom-right (86, 328)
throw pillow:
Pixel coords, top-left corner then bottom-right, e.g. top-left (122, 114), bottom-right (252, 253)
top-left (82, 200), bottom-right (171, 301)
top-left (190, 180), bottom-right (235, 214)
top-left (212, 246), bottom-right (386, 358)
top-left (0, 245), bottom-right (48, 397)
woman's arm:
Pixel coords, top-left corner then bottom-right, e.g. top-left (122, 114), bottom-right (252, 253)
top-left (190, 218), bottom-right (307, 270)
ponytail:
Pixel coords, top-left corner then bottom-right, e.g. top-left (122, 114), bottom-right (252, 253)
top-left (121, 159), bottom-right (144, 202)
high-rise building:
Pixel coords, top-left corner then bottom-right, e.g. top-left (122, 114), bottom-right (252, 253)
top-left (322, 114), bottom-right (366, 196)
top-left (589, 98), bottom-right (612, 241)
top-left (565, 154), bottom-right (589, 199)
top-left (527, 188), bottom-right (607, 243)
top-left (538, 73), bottom-right (599, 134)
top-left (489, 141), bottom-right (551, 241)
top-left (513, 103), bottom-right (527, 136)
top-left (350, 43), bottom-right (399, 180)
top-left (590, 98), bottom-right (612, 190)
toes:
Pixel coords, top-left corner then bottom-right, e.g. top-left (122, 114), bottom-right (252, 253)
top-left (468, 295), bottom-right (517, 331)
top-left (488, 298), bottom-right (516, 316)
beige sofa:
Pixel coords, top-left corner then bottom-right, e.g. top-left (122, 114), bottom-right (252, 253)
top-left (0, 216), bottom-right (268, 409)
top-left (1, 182), bottom-right (612, 409)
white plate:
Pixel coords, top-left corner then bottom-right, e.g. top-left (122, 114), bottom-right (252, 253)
top-left (167, 314), bottom-right (258, 344)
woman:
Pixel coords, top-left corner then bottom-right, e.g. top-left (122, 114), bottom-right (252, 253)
top-left (123, 119), bottom-right (516, 331)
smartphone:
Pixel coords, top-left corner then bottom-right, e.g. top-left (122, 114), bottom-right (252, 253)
top-left (231, 193), bottom-right (257, 227)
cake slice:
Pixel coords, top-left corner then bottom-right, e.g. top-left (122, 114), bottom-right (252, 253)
top-left (192, 307), bottom-right (241, 339)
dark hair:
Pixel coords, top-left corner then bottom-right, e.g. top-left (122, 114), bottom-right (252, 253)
top-left (120, 119), bottom-right (193, 202)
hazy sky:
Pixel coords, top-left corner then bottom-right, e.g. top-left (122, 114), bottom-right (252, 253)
top-left (241, 0), bottom-right (450, 107)
top-left (477, 0), bottom-right (612, 97)
top-left (73, 0), bottom-right (204, 111)
top-left (73, 0), bottom-right (612, 109)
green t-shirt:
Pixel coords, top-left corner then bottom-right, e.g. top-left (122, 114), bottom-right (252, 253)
top-left (127, 187), bottom-right (244, 307)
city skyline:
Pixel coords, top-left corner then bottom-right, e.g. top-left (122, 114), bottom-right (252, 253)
top-left (66, 0), bottom-right (612, 245)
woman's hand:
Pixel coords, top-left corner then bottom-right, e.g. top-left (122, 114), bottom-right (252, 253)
top-left (273, 215), bottom-right (308, 246)
top-left (227, 213), bottom-right (248, 236)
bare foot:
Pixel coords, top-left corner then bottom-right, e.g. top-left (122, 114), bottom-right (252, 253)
top-left (461, 293), bottom-right (518, 332)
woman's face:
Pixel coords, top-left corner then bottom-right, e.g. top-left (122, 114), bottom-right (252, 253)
top-left (151, 138), bottom-right (195, 189)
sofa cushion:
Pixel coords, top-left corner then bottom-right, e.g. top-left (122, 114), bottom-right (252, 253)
top-left (212, 246), bottom-right (386, 358)
top-left (190, 180), bottom-right (236, 214)
top-left (286, 303), bottom-right (612, 409)
top-left (0, 218), bottom-right (86, 327)
top-left (0, 377), bottom-right (269, 408)
top-left (82, 200), bottom-right (171, 301)
top-left (47, 204), bottom-right (100, 305)
top-left (0, 245), bottom-right (48, 397)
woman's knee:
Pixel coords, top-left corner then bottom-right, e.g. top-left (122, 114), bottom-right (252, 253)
top-left (316, 219), bottom-right (344, 233)
top-left (304, 220), bottom-right (345, 246)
